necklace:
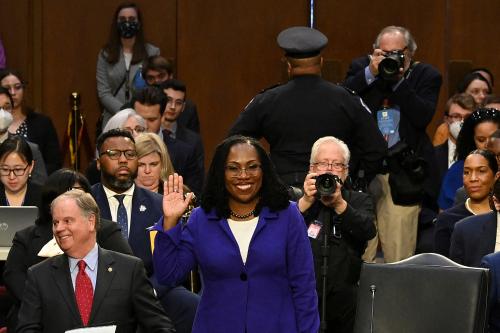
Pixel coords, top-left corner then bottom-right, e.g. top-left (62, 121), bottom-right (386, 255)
top-left (230, 209), bottom-right (255, 219)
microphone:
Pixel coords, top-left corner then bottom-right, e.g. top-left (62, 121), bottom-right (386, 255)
top-left (369, 285), bottom-right (376, 333)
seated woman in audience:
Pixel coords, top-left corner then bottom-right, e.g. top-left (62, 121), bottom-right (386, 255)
top-left (433, 72), bottom-right (492, 146)
top-left (0, 136), bottom-right (41, 207)
top-left (97, 2), bottom-right (159, 129)
top-left (0, 69), bottom-right (61, 174)
top-left (3, 168), bottom-right (132, 332)
top-left (86, 108), bottom-right (146, 184)
top-left (135, 132), bottom-right (176, 193)
top-left (438, 108), bottom-right (500, 210)
top-left (434, 149), bottom-right (497, 257)
top-left (152, 135), bottom-right (319, 333)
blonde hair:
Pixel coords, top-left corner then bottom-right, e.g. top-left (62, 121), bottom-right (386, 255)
top-left (135, 132), bottom-right (175, 181)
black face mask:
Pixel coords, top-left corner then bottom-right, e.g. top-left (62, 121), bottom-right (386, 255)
top-left (118, 20), bottom-right (140, 39)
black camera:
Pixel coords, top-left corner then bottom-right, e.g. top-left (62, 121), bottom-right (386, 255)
top-left (378, 50), bottom-right (405, 80)
top-left (315, 173), bottom-right (341, 197)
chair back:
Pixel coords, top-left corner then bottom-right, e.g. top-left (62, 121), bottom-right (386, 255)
top-left (354, 253), bottom-right (489, 333)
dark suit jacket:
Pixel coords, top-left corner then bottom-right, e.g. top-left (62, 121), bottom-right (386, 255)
top-left (0, 181), bottom-right (42, 207)
top-left (3, 218), bottom-right (132, 332)
top-left (163, 135), bottom-right (203, 195)
top-left (433, 203), bottom-right (472, 257)
top-left (450, 211), bottom-right (496, 267)
top-left (91, 184), bottom-right (162, 278)
top-left (24, 111), bottom-right (62, 175)
top-left (176, 125), bottom-right (204, 171)
top-left (481, 252), bottom-right (500, 332)
top-left (16, 247), bottom-right (174, 333)
top-left (344, 57), bottom-right (442, 197)
top-left (178, 99), bottom-right (200, 133)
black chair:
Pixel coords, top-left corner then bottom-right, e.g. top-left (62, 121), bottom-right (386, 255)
top-left (354, 253), bottom-right (489, 333)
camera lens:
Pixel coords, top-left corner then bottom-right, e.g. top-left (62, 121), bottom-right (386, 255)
top-left (315, 173), bottom-right (338, 196)
top-left (378, 51), bottom-right (404, 80)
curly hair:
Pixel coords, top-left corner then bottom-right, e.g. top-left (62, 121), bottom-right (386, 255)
top-left (200, 135), bottom-right (289, 218)
top-left (455, 108), bottom-right (500, 161)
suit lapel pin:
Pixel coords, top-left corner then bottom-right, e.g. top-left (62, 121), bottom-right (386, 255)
top-left (139, 205), bottom-right (147, 212)
top-left (108, 267), bottom-right (113, 272)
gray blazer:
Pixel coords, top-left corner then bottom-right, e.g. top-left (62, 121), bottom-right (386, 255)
top-left (96, 43), bottom-right (160, 128)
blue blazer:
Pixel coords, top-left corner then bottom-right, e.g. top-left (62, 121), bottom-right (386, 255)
top-left (450, 211), bottom-right (496, 267)
top-left (91, 183), bottom-right (163, 277)
top-left (481, 252), bottom-right (500, 332)
top-left (152, 203), bottom-right (319, 333)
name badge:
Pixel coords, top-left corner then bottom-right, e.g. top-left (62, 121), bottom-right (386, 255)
top-left (377, 108), bottom-right (398, 136)
top-left (307, 221), bottom-right (323, 239)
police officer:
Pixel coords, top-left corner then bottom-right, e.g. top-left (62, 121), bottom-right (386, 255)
top-left (229, 26), bottom-right (386, 188)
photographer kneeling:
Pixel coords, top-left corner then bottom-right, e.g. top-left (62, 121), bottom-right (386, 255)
top-left (298, 136), bottom-right (376, 333)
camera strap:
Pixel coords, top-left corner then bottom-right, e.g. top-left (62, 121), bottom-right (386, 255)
top-left (403, 61), bottom-right (419, 80)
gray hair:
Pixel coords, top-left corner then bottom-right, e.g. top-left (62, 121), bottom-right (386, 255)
top-left (310, 136), bottom-right (350, 165)
top-left (373, 26), bottom-right (417, 56)
top-left (51, 190), bottom-right (100, 230)
top-left (103, 108), bottom-right (146, 133)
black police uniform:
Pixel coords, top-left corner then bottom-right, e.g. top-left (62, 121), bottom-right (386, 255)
top-left (229, 27), bottom-right (386, 187)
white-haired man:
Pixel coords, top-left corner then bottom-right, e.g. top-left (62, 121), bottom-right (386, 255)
top-left (298, 136), bottom-right (376, 333)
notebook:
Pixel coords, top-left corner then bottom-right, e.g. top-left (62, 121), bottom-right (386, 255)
top-left (0, 206), bottom-right (38, 247)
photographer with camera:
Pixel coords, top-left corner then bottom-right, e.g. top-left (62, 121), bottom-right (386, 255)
top-left (298, 136), bottom-right (376, 333)
top-left (343, 26), bottom-right (442, 263)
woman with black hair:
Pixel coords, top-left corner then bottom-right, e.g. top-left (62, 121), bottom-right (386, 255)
top-left (97, 1), bottom-right (160, 129)
top-left (434, 149), bottom-right (498, 257)
top-left (3, 169), bottom-right (132, 332)
top-left (438, 108), bottom-right (500, 210)
top-left (0, 136), bottom-right (41, 207)
top-left (0, 69), bottom-right (61, 174)
top-left (152, 135), bottom-right (319, 333)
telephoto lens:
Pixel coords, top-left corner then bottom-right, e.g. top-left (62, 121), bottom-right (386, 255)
top-left (315, 173), bottom-right (341, 197)
top-left (378, 50), bottom-right (405, 80)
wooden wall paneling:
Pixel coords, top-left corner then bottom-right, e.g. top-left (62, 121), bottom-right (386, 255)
top-left (40, 0), bottom-right (176, 169)
top-left (177, 0), bottom-right (309, 164)
top-left (316, 0), bottom-right (448, 136)
top-left (448, 0), bottom-right (500, 95)
top-left (0, 0), bottom-right (34, 104)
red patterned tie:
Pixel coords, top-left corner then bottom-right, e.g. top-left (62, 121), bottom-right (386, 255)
top-left (75, 260), bottom-right (93, 326)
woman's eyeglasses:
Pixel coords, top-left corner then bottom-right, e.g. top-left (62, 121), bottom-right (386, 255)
top-left (0, 165), bottom-right (29, 176)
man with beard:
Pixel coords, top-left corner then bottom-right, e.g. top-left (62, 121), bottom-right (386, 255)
top-left (91, 128), bottom-right (199, 333)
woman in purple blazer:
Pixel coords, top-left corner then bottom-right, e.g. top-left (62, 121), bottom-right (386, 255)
top-left (153, 135), bottom-right (319, 333)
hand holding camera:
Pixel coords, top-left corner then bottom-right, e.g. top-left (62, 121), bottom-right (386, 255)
top-left (298, 172), bottom-right (347, 214)
top-left (370, 48), bottom-right (408, 80)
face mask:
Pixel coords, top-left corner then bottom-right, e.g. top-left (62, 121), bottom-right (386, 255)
top-left (118, 21), bottom-right (140, 39)
top-left (0, 108), bottom-right (13, 132)
top-left (449, 120), bottom-right (463, 139)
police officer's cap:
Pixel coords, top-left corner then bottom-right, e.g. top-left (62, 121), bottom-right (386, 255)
top-left (277, 26), bottom-right (328, 59)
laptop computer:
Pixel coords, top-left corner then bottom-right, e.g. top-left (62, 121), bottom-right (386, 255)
top-left (0, 206), bottom-right (38, 247)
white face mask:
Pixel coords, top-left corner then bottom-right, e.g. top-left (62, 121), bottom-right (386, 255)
top-left (449, 120), bottom-right (463, 140)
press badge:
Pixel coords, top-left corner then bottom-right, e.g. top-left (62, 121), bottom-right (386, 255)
top-left (307, 221), bottom-right (323, 239)
top-left (377, 109), bottom-right (397, 136)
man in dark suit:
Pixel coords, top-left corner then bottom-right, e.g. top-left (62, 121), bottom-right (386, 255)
top-left (344, 25), bottom-right (442, 263)
top-left (297, 136), bottom-right (376, 333)
top-left (131, 86), bottom-right (202, 194)
top-left (92, 128), bottom-right (199, 333)
top-left (434, 93), bottom-right (476, 189)
top-left (17, 189), bottom-right (174, 333)
top-left (450, 178), bottom-right (500, 267)
top-left (142, 55), bottom-right (200, 133)
top-left (160, 79), bottom-right (204, 194)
